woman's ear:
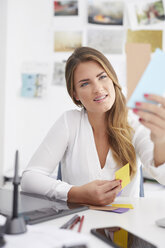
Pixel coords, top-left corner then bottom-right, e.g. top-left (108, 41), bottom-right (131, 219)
top-left (73, 91), bottom-right (79, 101)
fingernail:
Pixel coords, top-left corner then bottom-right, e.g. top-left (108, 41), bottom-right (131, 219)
top-left (144, 94), bottom-right (149, 98)
top-left (133, 108), bottom-right (138, 113)
top-left (120, 180), bottom-right (122, 183)
top-left (135, 102), bottom-right (141, 106)
top-left (139, 118), bottom-right (143, 122)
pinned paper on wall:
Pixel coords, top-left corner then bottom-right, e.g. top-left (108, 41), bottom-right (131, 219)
top-left (52, 61), bottom-right (66, 86)
top-left (21, 73), bottom-right (47, 98)
top-left (21, 62), bottom-right (48, 98)
top-left (115, 163), bottom-right (130, 189)
top-left (126, 0), bottom-right (165, 30)
top-left (54, 1), bottom-right (78, 16)
top-left (125, 43), bottom-right (151, 101)
top-left (126, 29), bottom-right (162, 52)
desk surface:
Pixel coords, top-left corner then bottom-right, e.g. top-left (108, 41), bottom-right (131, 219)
top-left (3, 196), bottom-right (165, 248)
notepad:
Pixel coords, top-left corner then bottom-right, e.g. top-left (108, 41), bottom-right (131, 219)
top-left (115, 163), bottom-right (130, 189)
top-left (127, 49), bottom-right (165, 109)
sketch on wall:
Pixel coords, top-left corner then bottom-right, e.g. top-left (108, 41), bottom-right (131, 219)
top-left (127, 0), bottom-right (165, 29)
top-left (54, 0), bottom-right (78, 16)
top-left (52, 61), bottom-right (66, 86)
top-left (88, 0), bottom-right (124, 25)
top-left (54, 31), bottom-right (82, 52)
top-left (21, 73), bottom-right (47, 98)
top-left (87, 29), bottom-right (125, 54)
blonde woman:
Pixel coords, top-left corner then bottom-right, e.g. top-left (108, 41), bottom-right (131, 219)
top-left (21, 47), bottom-right (165, 206)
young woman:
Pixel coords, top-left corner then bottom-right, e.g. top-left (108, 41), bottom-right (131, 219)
top-left (21, 47), bottom-right (165, 206)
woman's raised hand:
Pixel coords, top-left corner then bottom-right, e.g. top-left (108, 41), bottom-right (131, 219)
top-left (133, 94), bottom-right (165, 166)
top-left (133, 94), bottom-right (165, 144)
top-left (68, 179), bottom-right (121, 206)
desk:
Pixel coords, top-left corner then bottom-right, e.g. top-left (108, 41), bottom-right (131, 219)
top-left (3, 196), bottom-right (165, 248)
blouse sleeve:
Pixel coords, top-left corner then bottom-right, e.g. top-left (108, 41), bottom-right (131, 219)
top-left (21, 112), bottom-right (73, 201)
top-left (130, 111), bottom-right (165, 185)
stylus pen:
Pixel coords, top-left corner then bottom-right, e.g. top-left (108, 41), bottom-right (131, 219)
top-left (69, 216), bottom-right (80, 229)
top-left (78, 215), bottom-right (84, 232)
top-left (60, 214), bottom-right (80, 229)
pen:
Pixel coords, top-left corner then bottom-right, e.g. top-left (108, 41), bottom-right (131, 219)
top-left (60, 214), bottom-right (79, 229)
top-left (78, 215), bottom-right (84, 233)
top-left (69, 216), bottom-right (80, 230)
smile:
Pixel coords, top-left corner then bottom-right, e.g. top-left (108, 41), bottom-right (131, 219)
top-left (93, 94), bottom-right (108, 102)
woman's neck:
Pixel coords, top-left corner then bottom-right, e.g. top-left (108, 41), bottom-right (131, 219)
top-left (87, 111), bottom-right (107, 135)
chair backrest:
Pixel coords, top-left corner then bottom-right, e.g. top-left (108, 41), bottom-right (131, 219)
top-left (57, 162), bottom-right (62, 180)
top-left (57, 163), bottom-right (145, 197)
top-left (139, 165), bottom-right (144, 197)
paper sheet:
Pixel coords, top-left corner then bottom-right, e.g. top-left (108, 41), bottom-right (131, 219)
top-left (126, 29), bottom-right (162, 52)
top-left (127, 49), bottom-right (165, 109)
top-left (5, 224), bottom-right (89, 248)
top-left (115, 163), bottom-right (130, 189)
top-left (125, 43), bottom-right (151, 101)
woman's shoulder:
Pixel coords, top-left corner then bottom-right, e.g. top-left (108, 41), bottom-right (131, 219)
top-left (64, 108), bottom-right (84, 121)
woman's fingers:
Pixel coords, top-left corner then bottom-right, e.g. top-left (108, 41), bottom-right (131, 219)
top-left (144, 94), bottom-right (165, 108)
top-left (132, 94), bottom-right (165, 145)
top-left (134, 109), bottom-right (165, 129)
top-left (98, 179), bottom-right (121, 193)
top-left (134, 102), bottom-right (165, 121)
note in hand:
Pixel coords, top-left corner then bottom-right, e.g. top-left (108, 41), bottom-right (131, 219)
top-left (115, 163), bottom-right (130, 189)
top-left (127, 49), bottom-right (165, 109)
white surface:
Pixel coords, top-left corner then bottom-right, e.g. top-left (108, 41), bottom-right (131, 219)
top-left (5, 224), bottom-right (89, 248)
top-left (2, 196), bottom-right (165, 248)
top-left (0, 0), bottom-right (7, 186)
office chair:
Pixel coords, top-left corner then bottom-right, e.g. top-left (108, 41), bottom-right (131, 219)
top-left (57, 163), bottom-right (144, 197)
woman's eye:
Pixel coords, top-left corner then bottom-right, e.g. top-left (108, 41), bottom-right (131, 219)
top-left (99, 75), bottom-right (107, 80)
top-left (80, 82), bottom-right (89, 87)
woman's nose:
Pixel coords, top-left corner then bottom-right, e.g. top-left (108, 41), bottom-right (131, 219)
top-left (93, 81), bottom-right (102, 93)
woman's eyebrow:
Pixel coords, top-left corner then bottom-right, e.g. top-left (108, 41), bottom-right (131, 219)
top-left (78, 78), bottom-right (89, 84)
top-left (77, 71), bottom-right (106, 84)
top-left (96, 71), bottom-right (105, 77)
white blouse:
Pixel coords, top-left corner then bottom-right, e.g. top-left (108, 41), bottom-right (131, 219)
top-left (21, 108), bottom-right (165, 201)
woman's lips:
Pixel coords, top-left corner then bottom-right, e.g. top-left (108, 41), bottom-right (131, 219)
top-left (93, 94), bottom-right (108, 102)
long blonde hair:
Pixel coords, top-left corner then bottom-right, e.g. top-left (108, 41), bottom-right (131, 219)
top-left (65, 47), bottom-right (137, 177)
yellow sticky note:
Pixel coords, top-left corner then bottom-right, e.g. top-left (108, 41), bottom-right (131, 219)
top-left (115, 163), bottom-right (130, 189)
top-left (114, 228), bottom-right (128, 248)
top-left (111, 204), bottom-right (134, 209)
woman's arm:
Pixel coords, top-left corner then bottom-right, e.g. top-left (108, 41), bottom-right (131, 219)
top-left (133, 94), bottom-right (165, 166)
top-left (68, 179), bottom-right (121, 206)
top-left (21, 112), bottom-right (71, 201)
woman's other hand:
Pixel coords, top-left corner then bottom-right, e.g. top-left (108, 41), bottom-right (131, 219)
top-left (133, 94), bottom-right (165, 166)
top-left (68, 179), bottom-right (121, 206)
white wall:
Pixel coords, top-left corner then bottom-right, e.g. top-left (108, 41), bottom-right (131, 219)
top-left (3, 0), bottom-right (165, 176)
top-left (4, 0), bottom-right (76, 176)
top-left (0, 0), bottom-right (7, 184)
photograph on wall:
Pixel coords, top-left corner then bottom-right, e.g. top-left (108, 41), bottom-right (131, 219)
top-left (127, 0), bottom-right (165, 29)
top-left (127, 29), bottom-right (162, 52)
top-left (54, 31), bottom-right (82, 52)
top-left (21, 73), bottom-right (47, 98)
top-left (87, 29), bottom-right (125, 54)
top-left (54, 0), bottom-right (78, 16)
top-left (52, 61), bottom-right (66, 86)
top-left (88, 0), bottom-right (124, 25)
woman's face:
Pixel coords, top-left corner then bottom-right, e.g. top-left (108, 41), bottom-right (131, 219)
top-left (73, 61), bottom-right (116, 115)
